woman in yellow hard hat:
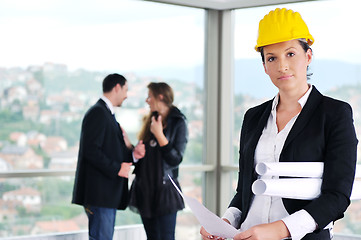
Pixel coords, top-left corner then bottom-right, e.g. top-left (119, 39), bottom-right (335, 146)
top-left (200, 8), bottom-right (357, 240)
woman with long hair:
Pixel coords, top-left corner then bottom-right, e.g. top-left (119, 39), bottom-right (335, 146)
top-left (129, 82), bottom-right (188, 240)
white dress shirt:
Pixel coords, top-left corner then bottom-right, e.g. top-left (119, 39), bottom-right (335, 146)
top-left (101, 95), bottom-right (115, 114)
top-left (223, 85), bottom-right (332, 240)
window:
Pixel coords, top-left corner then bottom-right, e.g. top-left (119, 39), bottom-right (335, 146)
top-left (0, 0), bottom-right (204, 238)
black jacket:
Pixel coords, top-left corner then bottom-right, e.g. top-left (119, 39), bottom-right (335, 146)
top-left (161, 107), bottom-right (188, 181)
top-left (229, 86), bottom-right (357, 231)
top-left (134, 106), bottom-right (188, 180)
top-left (129, 106), bottom-right (188, 217)
top-left (72, 99), bottom-right (132, 210)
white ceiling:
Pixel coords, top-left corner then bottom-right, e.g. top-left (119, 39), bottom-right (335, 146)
top-left (146, 0), bottom-right (318, 10)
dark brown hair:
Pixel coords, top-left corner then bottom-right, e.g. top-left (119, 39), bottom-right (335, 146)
top-left (102, 73), bottom-right (126, 93)
top-left (138, 82), bottom-right (174, 142)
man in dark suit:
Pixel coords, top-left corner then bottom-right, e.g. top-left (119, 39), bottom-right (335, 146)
top-left (72, 73), bottom-right (145, 240)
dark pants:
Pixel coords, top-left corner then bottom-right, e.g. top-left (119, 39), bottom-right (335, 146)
top-left (141, 213), bottom-right (177, 240)
top-left (84, 205), bottom-right (116, 240)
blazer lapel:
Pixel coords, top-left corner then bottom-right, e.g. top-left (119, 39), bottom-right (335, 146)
top-left (249, 102), bottom-right (273, 151)
top-left (241, 100), bottom-right (273, 219)
top-left (99, 99), bottom-right (123, 139)
top-left (111, 114), bottom-right (124, 140)
top-left (244, 100), bottom-right (273, 173)
top-left (282, 86), bottom-right (323, 152)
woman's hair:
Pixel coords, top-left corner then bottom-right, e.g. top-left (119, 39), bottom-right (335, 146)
top-left (259, 39), bottom-right (313, 79)
top-left (148, 82), bottom-right (174, 107)
top-left (138, 82), bottom-right (174, 142)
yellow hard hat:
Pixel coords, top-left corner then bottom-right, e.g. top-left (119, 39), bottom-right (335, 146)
top-left (255, 8), bottom-right (314, 52)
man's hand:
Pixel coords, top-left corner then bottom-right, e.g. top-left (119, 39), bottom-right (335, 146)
top-left (121, 127), bottom-right (133, 150)
top-left (133, 140), bottom-right (145, 159)
top-left (118, 162), bottom-right (132, 178)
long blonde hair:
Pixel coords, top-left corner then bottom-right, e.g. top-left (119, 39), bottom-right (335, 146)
top-left (138, 82), bottom-right (174, 142)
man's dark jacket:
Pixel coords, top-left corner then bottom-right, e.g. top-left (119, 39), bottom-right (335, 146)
top-left (229, 86), bottom-right (357, 235)
top-left (72, 99), bottom-right (132, 210)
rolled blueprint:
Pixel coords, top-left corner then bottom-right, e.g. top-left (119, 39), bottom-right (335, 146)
top-left (252, 178), bottom-right (322, 200)
top-left (252, 178), bottom-right (361, 200)
top-left (255, 162), bottom-right (361, 178)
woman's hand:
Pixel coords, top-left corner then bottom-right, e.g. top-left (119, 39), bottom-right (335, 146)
top-left (150, 115), bottom-right (168, 146)
top-left (200, 226), bottom-right (226, 240)
top-left (150, 115), bottom-right (163, 136)
top-left (234, 220), bottom-right (290, 240)
top-left (200, 218), bottom-right (229, 240)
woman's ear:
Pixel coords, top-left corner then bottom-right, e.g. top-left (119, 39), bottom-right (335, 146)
top-left (306, 48), bottom-right (312, 65)
top-left (263, 63), bottom-right (269, 76)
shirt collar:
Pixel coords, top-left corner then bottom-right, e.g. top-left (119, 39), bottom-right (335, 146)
top-left (100, 95), bottom-right (115, 114)
top-left (272, 84), bottom-right (312, 111)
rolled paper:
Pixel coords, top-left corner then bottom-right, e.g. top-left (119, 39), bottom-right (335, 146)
top-left (255, 162), bottom-right (324, 178)
top-left (255, 162), bottom-right (361, 178)
top-left (252, 178), bottom-right (361, 200)
top-left (252, 178), bottom-right (322, 200)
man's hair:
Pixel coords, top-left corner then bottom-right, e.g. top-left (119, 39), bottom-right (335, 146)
top-left (102, 73), bottom-right (127, 93)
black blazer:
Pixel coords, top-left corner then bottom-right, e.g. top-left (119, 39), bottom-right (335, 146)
top-left (229, 86), bottom-right (358, 231)
top-left (72, 99), bottom-right (132, 210)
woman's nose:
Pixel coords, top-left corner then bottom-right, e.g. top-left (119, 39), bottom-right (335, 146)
top-left (278, 59), bottom-right (289, 72)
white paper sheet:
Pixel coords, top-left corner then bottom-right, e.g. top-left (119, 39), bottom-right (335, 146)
top-left (255, 162), bottom-right (361, 178)
top-left (168, 175), bottom-right (240, 238)
top-left (252, 178), bottom-right (361, 200)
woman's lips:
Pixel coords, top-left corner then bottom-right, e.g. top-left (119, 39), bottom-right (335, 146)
top-left (278, 75), bottom-right (293, 80)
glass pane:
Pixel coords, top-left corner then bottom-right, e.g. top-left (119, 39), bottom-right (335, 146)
top-left (0, 0), bottom-right (204, 172)
top-left (234, 0), bottom-right (361, 236)
top-left (0, 176), bottom-right (82, 236)
top-left (0, 176), bottom-right (142, 237)
top-left (176, 171), bottom-right (203, 239)
top-left (0, 0), bottom-right (204, 238)
top-left (0, 171), bottom-right (204, 238)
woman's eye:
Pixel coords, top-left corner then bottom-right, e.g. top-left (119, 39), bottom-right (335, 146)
top-left (267, 57), bottom-right (275, 62)
top-left (288, 52), bottom-right (295, 57)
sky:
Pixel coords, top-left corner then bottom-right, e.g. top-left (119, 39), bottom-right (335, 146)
top-left (0, 0), bottom-right (360, 72)
top-left (0, 0), bottom-right (204, 72)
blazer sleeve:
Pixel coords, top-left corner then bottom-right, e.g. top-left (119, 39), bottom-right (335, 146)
top-left (81, 106), bottom-right (121, 178)
top-left (160, 117), bottom-right (188, 167)
top-left (228, 112), bottom-right (248, 211)
top-left (303, 101), bottom-right (358, 229)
